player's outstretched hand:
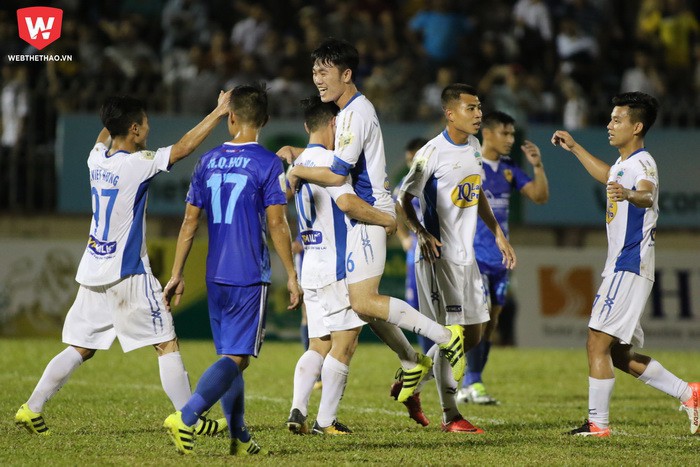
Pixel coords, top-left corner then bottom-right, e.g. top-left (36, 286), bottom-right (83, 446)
top-left (385, 216), bottom-right (398, 236)
top-left (215, 90), bottom-right (232, 118)
top-left (551, 130), bottom-right (577, 152)
top-left (521, 140), bottom-right (542, 166)
top-left (163, 276), bottom-right (185, 311)
top-left (287, 166), bottom-right (301, 192)
top-left (277, 146), bottom-right (301, 164)
top-left (287, 277), bottom-right (303, 310)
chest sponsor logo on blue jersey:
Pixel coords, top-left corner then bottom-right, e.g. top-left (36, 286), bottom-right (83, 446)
top-left (88, 234), bottom-right (117, 256)
top-left (451, 174), bottom-right (481, 208)
top-left (301, 230), bottom-right (323, 245)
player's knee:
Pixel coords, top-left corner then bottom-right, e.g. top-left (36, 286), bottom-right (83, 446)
top-left (154, 338), bottom-right (180, 356)
top-left (73, 346), bottom-right (96, 361)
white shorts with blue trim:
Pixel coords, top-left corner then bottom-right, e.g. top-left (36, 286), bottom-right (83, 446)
top-left (304, 279), bottom-right (365, 338)
top-left (589, 271), bottom-right (652, 347)
top-left (415, 258), bottom-right (489, 326)
top-left (346, 223), bottom-right (386, 284)
top-left (63, 273), bottom-right (176, 352)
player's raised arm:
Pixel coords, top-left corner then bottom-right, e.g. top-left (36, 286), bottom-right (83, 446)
top-left (266, 203), bottom-right (302, 310)
top-left (276, 145), bottom-right (304, 164)
top-left (519, 140), bottom-right (549, 204)
top-left (96, 127), bottom-right (111, 146)
top-left (163, 203), bottom-right (201, 310)
top-left (551, 130), bottom-right (610, 184)
top-left (168, 90), bottom-right (232, 166)
top-left (477, 188), bottom-right (516, 270)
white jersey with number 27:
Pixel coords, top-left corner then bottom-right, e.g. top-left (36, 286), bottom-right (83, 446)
top-left (75, 142), bottom-right (171, 287)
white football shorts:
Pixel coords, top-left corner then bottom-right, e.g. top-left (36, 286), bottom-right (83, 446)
top-left (346, 223), bottom-right (386, 284)
top-left (304, 279), bottom-right (365, 338)
top-left (62, 273), bottom-right (176, 352)
top-left (589, 270), bottom-right (652, 347)
top-left (416, 258), bottom-right (489, 326)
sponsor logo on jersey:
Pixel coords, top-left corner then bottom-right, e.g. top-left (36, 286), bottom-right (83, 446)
top-left (451, 174), bottom-right (481, 208)
top-left (446, 305), bottom-right (462, 313)
top-left (606, 194), bottom-right (617, 224)
top-left (88, 235), bottom-right (117, 256)
top-left (301, 230), bottom-right (323, 245)
top-left (278, 172), bottom-right (286, 192)
top-left (140, 150), bottom-right (155, 161)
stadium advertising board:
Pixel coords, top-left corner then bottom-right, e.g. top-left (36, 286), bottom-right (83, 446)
top-left (513, 247), bottom-right (700, 349)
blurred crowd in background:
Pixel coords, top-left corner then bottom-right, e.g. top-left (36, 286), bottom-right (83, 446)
top-left (0, 0), bottom-right (699, 211)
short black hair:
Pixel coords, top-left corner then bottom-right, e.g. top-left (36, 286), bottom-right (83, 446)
top-left (311, 37), bottom-right (359, 80)
top-left (482, 111), bottom-right (515, 130)
top-left (301, 95), bottom-right (339, 132)
top-left (405, 138), bottom-right (428, 153)
top-left (231, 83), bottom-right (269, 128)
top-left (441, 83), bottom-right (478, 108)
top-left (612, 92), bottom-right (658, 136)
top-left (100, 96), bottom-right (146, 137)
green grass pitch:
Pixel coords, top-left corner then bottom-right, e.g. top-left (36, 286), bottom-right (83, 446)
top-left (2, 339), bottom-right (698, 465)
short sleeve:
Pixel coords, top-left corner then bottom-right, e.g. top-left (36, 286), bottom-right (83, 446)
top-left (634, 156), bottom-right (658, 188)
top-left (130, 145), bottom-right (172, 181)
top-left (185, 157), bottom-right (205, 208)
top-left (400, 144), bottom-right (436, 198)
top-left (510, 164), bottom-right (532, 191)
top-left (333, 110), bottom-right (366, 172)
top-left (263, 157), bottom-right (287, 207)
top-left (326, 180), bottom-right (355, 202)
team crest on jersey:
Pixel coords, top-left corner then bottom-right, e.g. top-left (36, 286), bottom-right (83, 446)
top-left (337, 130), bottom-right (354, 149)
top-left (451, 174), bottom-right (480, 208)
top-left (503, 169), bottom-right (513, 183)
top-left (140, 150), bottom-right (155, 161)
top-left (606, 194), bottom-right (617, 224)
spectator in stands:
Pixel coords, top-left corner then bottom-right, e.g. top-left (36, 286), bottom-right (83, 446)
top-left (620, 47), bottom-right (666, 98)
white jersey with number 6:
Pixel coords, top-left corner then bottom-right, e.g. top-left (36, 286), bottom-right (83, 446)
top-left (75, 142), bottom-right (171, 287)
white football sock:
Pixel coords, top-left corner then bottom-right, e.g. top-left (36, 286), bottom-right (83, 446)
top-left (27, 346), bottom-right (84, 413)
top-left (368, 320), bottom-right (417, 369)
top-left (387, 297), bottom-right (451, 344)
top-left (588, 377), bottom-right (615, 428)
top-left (316, 355), bottom-right (348, 428)
top-left (291, 350), bottom-right (324, 417)
top-left (637, 359), bottom-right (690, 401)
top-left (158, 351), bottom-right (192, 410)
top-left (435, 353), bottom-right (460, 423)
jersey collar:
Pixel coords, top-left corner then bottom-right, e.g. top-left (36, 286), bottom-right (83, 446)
top-left (343, 92), bottom-right (362, 110)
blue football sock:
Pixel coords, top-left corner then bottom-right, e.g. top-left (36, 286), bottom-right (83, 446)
top-left (181, 357), bottom-right (240, 426)
top-left (221, 373), bottom-right (249, 441)
top-left (481, 340), bottom-right (492, 371)
top-left (465, 339), bottom-right (487, 387)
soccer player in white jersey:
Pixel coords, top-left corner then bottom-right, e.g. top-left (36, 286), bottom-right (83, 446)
top-left (552, 91), bottom-right (699, 437)
top-left (283, 38), bottom-right (467, 396)
top-left (286, 96), bottom-right (397, 435)
top-left (15, 93), bottom-right (232, 437)
top-left (459, 111), bottom-right (549, 406)
top-left (399, 84), bottom-right (516, 434)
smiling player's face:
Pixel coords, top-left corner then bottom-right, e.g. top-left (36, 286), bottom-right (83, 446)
top-left (312, 60), bottom-right (348, 104)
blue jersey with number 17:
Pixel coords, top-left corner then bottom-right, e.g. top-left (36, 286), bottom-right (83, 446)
top-left (186, 142), bottom-right (287, 286)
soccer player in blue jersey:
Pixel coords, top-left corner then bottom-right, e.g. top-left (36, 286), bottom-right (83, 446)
top-left (458, 111), bottom-right (549, 405)
top-left (162, 84), bottom-right (302, 455)
top-left (14, 93), bottom-right (232, 437)
top-left (552, 92), bottom-right (699, 437)
top-left (287, 96), bottom-right (398, 435)
top-left (282, 38), bottom-right (467, 398)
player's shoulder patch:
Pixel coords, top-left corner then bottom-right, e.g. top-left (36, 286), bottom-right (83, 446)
top-left (413, 144), bottom-right (437, 174)
top-left (139, 150), bottom-right (156, 161)
top-left (278, 171), bottom-right (287, 192)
